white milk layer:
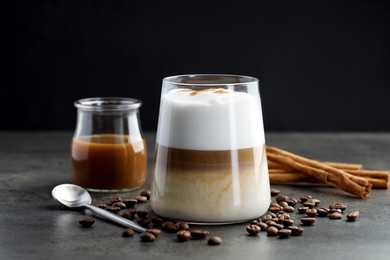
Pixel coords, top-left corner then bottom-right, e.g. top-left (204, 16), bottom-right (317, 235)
top-left (156, 88), bottom-right (265, 150)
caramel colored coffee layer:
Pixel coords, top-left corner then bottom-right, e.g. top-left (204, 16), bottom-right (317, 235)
top-left (154, 144), bottom-right (261, 170)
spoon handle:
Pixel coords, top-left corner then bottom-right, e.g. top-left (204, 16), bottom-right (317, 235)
top-left (84, 204), bottom-right (146, 233)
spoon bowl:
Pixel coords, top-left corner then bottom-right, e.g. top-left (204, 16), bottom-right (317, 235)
top-left (52, 183), bottom-right (146, 232)
top-left (52, 183), bottom-right (92, 208)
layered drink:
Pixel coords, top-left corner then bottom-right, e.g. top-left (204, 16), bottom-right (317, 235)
top-left (151, 77), bottom-right (270, 223)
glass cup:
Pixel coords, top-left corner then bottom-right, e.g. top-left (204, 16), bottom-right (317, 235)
top-left (150, 75), bottom-right (270, 224)
top-left (71, 97), bottom-right (147, 192)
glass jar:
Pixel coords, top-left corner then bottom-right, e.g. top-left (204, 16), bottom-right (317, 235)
top-left (151, 74), bottom-right (270, 224)
top-left (71, 97), bottom-right (147, 192)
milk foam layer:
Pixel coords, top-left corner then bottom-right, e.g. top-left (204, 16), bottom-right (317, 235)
top-left (156, 88), bottom-right (265, 150)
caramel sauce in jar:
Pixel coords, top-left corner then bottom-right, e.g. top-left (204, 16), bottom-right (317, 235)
top-left (71, 97), bottom-right (146, 192)
top-left (71, 134), bottom-right (147, 191)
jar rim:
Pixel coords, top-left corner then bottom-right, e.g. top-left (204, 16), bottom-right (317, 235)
top-left (163, 74), bottom-right (258, 87)
top-left (74, 97), bottom-right (142, 111)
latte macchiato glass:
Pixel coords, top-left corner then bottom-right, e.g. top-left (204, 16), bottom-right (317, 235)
top-left (151, 75), bottom-right (270, 224)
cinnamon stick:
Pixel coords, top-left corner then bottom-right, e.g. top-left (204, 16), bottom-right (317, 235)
top-left (268, 169), bottom-right (389, 189)
top-left (345, 170), bottom-right (390, 180)
top-left (268, 160), bottom-right (363, 171)
top-left (321, 161), bottom-right (363, 170)
top-left (266, 146), bottom-right (372, 198)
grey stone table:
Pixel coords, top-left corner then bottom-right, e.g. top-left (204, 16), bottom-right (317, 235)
top-left (0, 132), bottom-right (389, 260)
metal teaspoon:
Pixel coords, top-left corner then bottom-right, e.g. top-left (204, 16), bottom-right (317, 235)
top-left (52, 183), bottom-right (146, 233)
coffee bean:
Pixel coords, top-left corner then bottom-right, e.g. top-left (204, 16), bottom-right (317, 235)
top-left (278, 229), bottom-right (291, 239)
top-left (146, 229), bottom-right (161, 237)
top-left (118, 210), bottom-right (135, 219)
top-left (266, 226), bottom-right (279, 236)
top-left (246, 225), bottom-right (261, 236)
top-left (329, 208), bottom-right (342, 214)
top-left (257, 222), bottom-right (268, 231)
top-left (329, 212), bottom-right (343, 220)
top-left (261, 214), bottom-right (273, 222)
top-left (306, 209), bottom-right (317, 217)
top-left (105, 206), bottom-right (120, 213)
top-left (269, 205), bottom-right (283, 213)
top-left (79, 218), bottom-right (95, 227)
top-left (312, 199), bottom-right (321, 206)
top-left (122, 199), bottom-right (137, 208)
top-left (134, 195), bottom-right (148, 203)
top-left (346, 211), bottom-right (359, 222)
top-left (329, 202), bottom-right (347, 212)
top-left (288, 226), bottom-right (304, 236)
top-left (301, 217), bottom-right (316, 226)
top-left (136, 210), bottom-right (148, 218)
top-left (176, 230), bottom-right (191, 242)
top-left (110, 197), bottom-right (121, 204)
top-left (151, 216), bottom-right (165, 227)
top-left (285, 198), bottom-right (298, 206)
top-left (276, 195), bottom-right (288, 203)
top-left (129, 210), bottom-right (138, 216)
top-left (317, 208), bottom-right (330, 217)
top-left (270, 188), bottom-right (281, 196)
top-left (178, 221), bottom-right (190, 230)
top-left (277, 212), bottom-right (291, 220)
top-left (190, 230), bottom-right (209, 240)
top-left (283, 205), bottom-right (295, 213)
top-left (277, 214), bottom-right (290, 223)
top-left (208, 236), bottom-right (222, 246)
top-left (162, 221), bottom-right (179, 233)
top-left (112, 202), bottom-right (126, 209)
top-left (140, 231), bottom-right (155, 242)
top-left (303, 200), bottom-right (316, 208)
top-left (300, 195), bottom-right (312, 202)
top-left (282, 219), bottom-right (294, 227)
top-left (269, 212), bottom-right (277, 218)
top-left (297, 207), bottom-right (309, 214)
top-left (278, 201), bottom-right (289, 207)
top-left (250, 219), bottom-right (261, 225)
top-left (122, 228), bottom-right (134, 237)
top-left (265, 220), bottom-right (277, 226)
top-left (140, 190), bottom-right (151, 200)
top-left (267, 222), bottom-right (283, 230)
top-left (96, 203), bottom-right (107, 209)
top-left (137, 218), bottom-right (150, 227)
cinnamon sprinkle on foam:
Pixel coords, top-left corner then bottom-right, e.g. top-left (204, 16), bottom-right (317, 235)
top-left (179, 88), bottom-right (232, 96)
top-left (214, 89), bottom-right (230, 94)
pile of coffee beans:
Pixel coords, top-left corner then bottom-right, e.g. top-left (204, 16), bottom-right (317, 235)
top-left (245, 188), bottom-right (360, 239)
top-left (78, 187), bottom-right (359, 244)
top-left (82, 189), bottom-right (221, 246)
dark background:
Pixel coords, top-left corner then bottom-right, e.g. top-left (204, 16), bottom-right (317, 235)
top-left (2, 0), bottom-right (389, 132)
